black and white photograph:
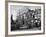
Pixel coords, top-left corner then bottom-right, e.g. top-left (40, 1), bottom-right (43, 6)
top-left (11, 6), bottom-right (41, 31)
top-left (8, 2), bottom-right (44, 35)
